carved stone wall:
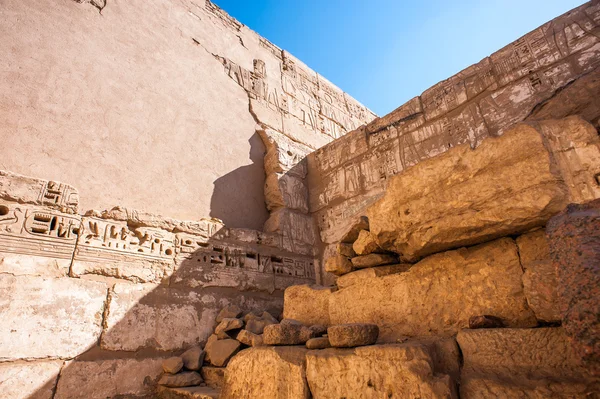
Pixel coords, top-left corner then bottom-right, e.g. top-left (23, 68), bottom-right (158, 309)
top-left (307, 1), bottom-right (600, 253)
top-left (0, 0), bottom-right (374, 231)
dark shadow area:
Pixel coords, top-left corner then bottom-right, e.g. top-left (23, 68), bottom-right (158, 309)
top-left (209, 132), bottom-right (269, 231)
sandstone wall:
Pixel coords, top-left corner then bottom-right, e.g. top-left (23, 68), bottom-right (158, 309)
top-left (307, 1), bottom-right (600, 253)
top-left (0, 0), bottom-right (375, 231)
top-left (0, 170), bottom-right (317, 398)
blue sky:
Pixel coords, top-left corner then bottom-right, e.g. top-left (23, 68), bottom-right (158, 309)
top-left (214, 0), bottom-right (587, 116)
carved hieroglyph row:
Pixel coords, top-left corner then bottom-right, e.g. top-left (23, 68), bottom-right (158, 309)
top-left (308, 1), bottom-right (600, 244)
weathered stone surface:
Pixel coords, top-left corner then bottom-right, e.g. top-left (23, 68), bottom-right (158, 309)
top-left (308, 324), bottom-right (327, 336)
top-left (205, 339), bottom-right (241, 367)
top-left (337, 242), bottom-right (356, 258)
top-left (516, 230), bottom-right (560, 322)
top-left (306, 344), bottom-right (456, 399)
top-left (329, 238), bottom-right (537, 340)
top-left (245, 317), bottom-right (276, 335)
top-left (158, 372), bottom-right (203, 388)
top-left (547, 199), bottom-right (600, 375)
top-left (283, 284), bottom-right (335, 326)
top-left (0, 254), bottom-right (71, 278)
top-left (340, 216), bottom-right (369, 243)
top-left (368, 124), bottom-right (568, 262)
top-left (0, 275), bottom-right (107, 360)
top-left (201, 366), bottom-right (225, 389)
top-left (0, 360), bottom-right (63, 399)
top-left (457, 328), bottom-right (598, 398)
top-left (158, 386), bottom-right (220, 399)
top-left (263, 208), bottom-right (317, 246)
top-left (468, 315), bottom-right (504, 329)
top-left (352, 230), bottom-right (382, 255)
top-left (263, 323), bottom-right (314, 345)
top-left (336, 264), bottom-right (411, 289)
top-left (215, 318), bottom-right (244, 336)
top-left (264, 172), bottom-right (309, 213)
top-left (328, 324), bottom-right (379, 348)
top-left (221, 346), bottom-right (310, 399)
top-left (163, 357), bottom-right (184, 374)
top-left (324, 254), bottom-right (353, 276)
top-left (216, 305), bottom-right (243, 323)
top-left (236, 329), bottom-right (264, 347)
top-left (306, 337), bottom-right (331, 349)
top-left (351, 253), bottom-right (398, 269)
top-left (54, 358), bottom-right (165, 399)
top-left (181, 346), bottom-right (205, 371)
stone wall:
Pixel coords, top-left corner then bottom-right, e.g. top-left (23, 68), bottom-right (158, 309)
top-left (307, 1), bottom-right (600, 255)
top-left (0, 0), bottom-right (375, 231)
top-left (0, 170), bottom-right (317, 398)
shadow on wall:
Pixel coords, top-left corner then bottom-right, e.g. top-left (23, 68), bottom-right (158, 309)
top-left (209, 132), bottom-right (269, 230)
top-left (25, 224), bottom-right (287, 399)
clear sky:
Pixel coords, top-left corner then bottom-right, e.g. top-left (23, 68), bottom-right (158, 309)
top-left (213, 0), bottom-right (587, 116)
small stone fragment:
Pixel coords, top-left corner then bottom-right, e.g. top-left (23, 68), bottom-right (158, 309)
top-left (201, 366), bottom-right (225, 389)
top-left (306, 337), bottom-right (331, 349)
top-left (351, 254), bottom-right (398, 269)
top-left (309, 324), bottom-right (327, 337)
top-left (181, 346), bottom-right (206, 371)
top-left (261, 311), bottom-right (279, 325)
top-left (328, 324), bottom-right (379, 348)
top-left (216, 305), bottom-right (243, 323)
top-left (243, 311), bottom-right (261, 323)
top-left (341, 216), bottom-right (370, 243)
top-left (158, 371), bottom-right (203, 388)
top-left (352, 230), bottom-right (382, 255)
top-left (469, 315), bottom-right (505, 329)
top-left (206, 338), bottom-right (241, 367)
top-left (337, 243), bottom-right (356, 258)
top-left (162, 357), bottom-right (184, 374)
top-left (245, 316), bottom-right (276, 335)
top-left (325, 255), bottom-right (353, 276)
top-left (215, 318), bottom-right (244, 335)
top-left (236, 329), bottom-right (264, 347)
top-left (263, 323), bottom-right (314, 345)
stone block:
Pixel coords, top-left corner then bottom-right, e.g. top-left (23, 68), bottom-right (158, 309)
top-left (352, 230), bottom-right (382, 255)
top-left (158, 371), bottom-right (203, 388)
top-left (336, 264), bottom-right (411, 289)
top-left (336, 242), bottom-right (356, 257)
top-left (215, 318), bottom-right (244, 335)
top-left (181, 346), bottom-right (205, 371)
top-left (328, 324), bottom-right (379, 348)
top-left (368, 124), bottom-right (569, 262)
top-left (264, 173), bottom-right (309, 213)
top-left (306, 344), bottom-right (456, 399)
top-left (283, 284), bottom-right (335, 326)
top-left (205, 339), bottom-right (241, 367)
top-left (306, 337), bottom-right (331, 349)
top-left (162, 357), bottom-right (184, 374)
top-left (54, 358), bottom-right (165, 399)
top-left (0, 360), bottom-right (63, 399)
top-left (340, 216), bottom-right (369, 243)
top-left (263, 323), bottom-right (314, 345)
top-left (0, 253), bottom-right (71, 278)
top-left (351, 253), bottom-right (398, 269)
top-left (201, 366), bottom-right (225, 389)
top-left (324, 254), bottom-right (352, 276)
top-left (0, 275), bottom-right (107, 360)
top-left (157, 386), bottom-right (220, 399)
top-left (329, 238), bottom-right (536, 340)
top-left (221, 346), bottom-right (310, 399)
top-left (236, 329), bottom-right (263, 347)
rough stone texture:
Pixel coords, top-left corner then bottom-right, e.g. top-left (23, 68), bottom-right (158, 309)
top-left (263, 323), bottom-right (314, 345)
top-left (457, 328), bottom-right (599, 398)
top-left (351, 253), bottom-right (399, 269)
top-left (205, 339), bottom-right (241, 367)
top-left (329, 238), bottom-right (537, 340)
top-left (516, 230), bottom-right (561, 322)
top-left (367, 124), bottom-right (568, 262)
top-left (245, 316), bottom-right (276, 335)
top-left (547, 199), bottom-right (600, 375)
top-left (0, 1), bottom-right (373, 229)
top-left (306, 337), bottom-right (331, 349)
top-left (215, 318), bottom-right (244, 336)
top-left (468, 315), bottom-right (504, 329)
top-left (337, 242), bottom-right (356, 258)
top-left (283, 284), bottom-right (335, 326)
top-left (0, 275), bottom-right (107, 360)
top-left (163, 357), bottom-right (184, 374)
top-left (306, 344), bottom-right (457, 399)
top-left (328, 324), bottom-right (379, 348)
top-left (236, 329), bottom-right (264, 347)
top-left (352, 230), bottom-right (382, 255)
top-left (221, 346), bottom-right (310, 399)
top-left (324, 254), bottom-right (353, 276)
top-left (158, 372), bottom-right (203, 388)
top-left (54, 357), bottom-right (165, 399)
top-left (216, 306), bottom-right (243, 323)
top-left (181, 346), bottom-right (206, 371)
top-left (0, 360), bottom-right (63, 399)
top-left (201, 366), bottom-right (225, 389)
top-left (158, 386), bottom-right (220, 399)
top-left (336, 264), bottom-right (412, 289)
top-left (340, 216), bottom-right (370, 243)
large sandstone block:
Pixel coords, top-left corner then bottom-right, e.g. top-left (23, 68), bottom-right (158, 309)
top-left (516, 230), bottom-right (560, 322)
top-left (329, 238), bottom-right (536, 340)
top-left (368, 124), bottom-right (569, 262)
top-left (336, 264), bottom-right (411, 289)
top-left (0, 360), bottom-right (63, 399)
top-left (221, 347), bottom-right (310, 399)
top-left (547, 199), bottom-right (600, 375)
top-left (283, 284), bottom-right (335, 326)
top-left (457, 328), bottom-right (599, 398)
top-left (54, 357), bottom-right (165, 399)
top-left (0, 276), bottom-right (107, 360)
top-left (306, 344), bottom-right (456, 399)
